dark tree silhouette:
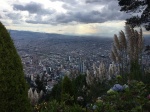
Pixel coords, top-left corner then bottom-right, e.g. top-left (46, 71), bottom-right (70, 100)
top-left (61, 76), bottom-right (73, 97)
top-left (61, 76), bottom-right (74, 105)
top-left (0, 22), bottom-right (32, 111)
top-left (118, 0), bottom-right (150, 30)
top-left (35, 74), bottom-right (46, 93)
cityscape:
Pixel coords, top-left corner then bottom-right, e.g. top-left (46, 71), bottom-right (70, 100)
top-left (10, 30), bottom-right (113, 91)
top-left (10, 30), bottom-right (150, 92)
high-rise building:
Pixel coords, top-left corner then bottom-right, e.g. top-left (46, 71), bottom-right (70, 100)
top-left (68, 56), bottom-right (71, 62)
top-left (79, 57), bottom-right (85, 73)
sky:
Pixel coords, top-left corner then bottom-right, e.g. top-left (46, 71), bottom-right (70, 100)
top-left (0, 0), bottom-right (150, 37)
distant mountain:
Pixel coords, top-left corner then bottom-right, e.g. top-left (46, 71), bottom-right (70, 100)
top-left (8, 30), bottom-right (111, 40)
top-left (8, 30), bottom-right (113, 56)
top-left (9, 30), bottom-right (149, 46)
top-left (9, 30), bottom-right (64, 40)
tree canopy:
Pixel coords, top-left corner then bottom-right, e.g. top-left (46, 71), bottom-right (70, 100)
top-left (0, 22), bottom-right (32, 111)
top-left (118, 0), bottom-right (150, 30)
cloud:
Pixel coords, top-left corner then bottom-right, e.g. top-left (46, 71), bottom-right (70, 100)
top-left (6, 12), bottom-right (22, 20)
top-left (26, 19), bottom-right (51, 24)
top-left (50, 0), bottom-right (78, 4)
top-left (55, 5), bottom-right (129, 24)
top-left (85, 0), bottom-right (115, 4)
top-left (13, 2), bottom-right (55, 15)
top-left (6, 12), bottom-right (23, 24)
top-left (0, 0), bottom-right (137, 36)
top-left (26, 0), bottom-right (129, 25)
top-left (53, 0), bottom-right (129, 24)
top-left (25, 11), bottom-right (105, 25)
top-left (9, 0), bottom-right (129, 25)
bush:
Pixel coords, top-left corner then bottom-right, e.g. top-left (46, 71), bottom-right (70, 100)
top-left (34, 100), bottom-right (85, 112)
top-left (95, 80), bottom-right (150, 112)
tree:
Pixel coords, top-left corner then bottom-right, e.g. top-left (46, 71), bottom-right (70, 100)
top-left (48, 80), bottom-right (62, 101)
top-left (61, 76), bottom-right (73, 96)
top-left (61, 76), bottom-right (74, 104)
top-left (35, 74), bottom-right (46, 93)
top-left (118, 0), bottom-right (150, 30)
top-left (72, 74), bottom-right (86, 97)
top-left (0, 22), bottom-right (32, 111)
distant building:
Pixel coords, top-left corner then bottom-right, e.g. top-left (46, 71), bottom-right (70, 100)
top-left (68, 56), bottom-right (71, 62)
top-left (43, 66), bottom-right (46, 71)
top-left (79, 58), bottom-right (85, 73)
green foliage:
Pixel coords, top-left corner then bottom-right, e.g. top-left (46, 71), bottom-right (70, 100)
top-left (118, 0), bottom-right (150, 30)
top-left (61, 93), bottom-right (75, 105)
top-left (130, 61), bottom-right (142, 81)
top-left (95, 80), bottom-right (150, 112)
top-left (48, 74), bottom-right (114, 106)
top-left (47, 80), bottom-right (62, 101)
top-left (36, 74), bottom-right (150, 112)
top-left (86, 80), bottom-right (113, 104)
top-left (35, 74), bottom-right (46, 93)
top-left (72, 74), bottom-right (87, 103)
top-left (95, 101), bottom-right (116, 112)
top-left (47, 74), bottom-right (87, 105)
top-left (61, 75), bottom-right (74, 102)
top-left (142, 72), bottom-right (150, 85)
top-left (72, 74), bottom-right (86, 96)
top-left (0, 22), bottom-right (32, 111)
top-left (63, 105), bottom-right (84, 112)
top-left (34, 100), bottom-right (59, 112)
top-left (34, 100), bottom-right (85, 112)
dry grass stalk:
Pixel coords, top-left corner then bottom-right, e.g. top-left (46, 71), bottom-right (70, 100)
top-left (110, 51), bottom-right (116, 62)
top-left (134, 30), bottom-right (139, 60)
top-left (113, 45), bottom-right (118, 57)
top-left (138, 28), bottom-right (143, 53)
top-left (99, 62), bottom-right (106, 77)
top-left (114, 34), bottom-right (121, 51)
top-left (113, 45), bottom-right (121, 62)
top-left (119, 30), bottom-right (127, 50)
top-left (125, 25), bottom-right (135, 61)
top-left (110, 25), bottom-right (144, 79)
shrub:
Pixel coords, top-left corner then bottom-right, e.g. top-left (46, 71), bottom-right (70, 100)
top-left (95, 80), bottom-right (150, 112)
top-left (34, 100), bottom-right (85, 112)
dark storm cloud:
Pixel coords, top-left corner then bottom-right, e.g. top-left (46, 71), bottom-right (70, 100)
top-left (25, 14), bottom-right (55, 24)
top-left (28, 8), bottom-right (128, 25)
top-left (5, 12), bottom-right (24, 24)
top-left (54, 11), bottom-right (105, 24)
top-left (26, 20), bottom-right (50, 24)
top-left (100, 1), bottom-right (129, 20)
top-left (25, 11), bottom-right (105, 25)
top-left (74, 11), bottom-right (105, 23)
top-left (85, 0), bottom-right (114, 4)
top-left (55, 0), bottom-right (128, 24)
top-left (6, 13), bottom-right (22, 20)
top-left (53, 0), bottom-right (129, 24)
top-left (13, 2), bottom-right (55, 15)
top-left (50, 0), bottom-right (77, 4)
top-left (26, 8), bottom-right (129, 25)
top-left (12, 0), bottom-right (129, 25)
